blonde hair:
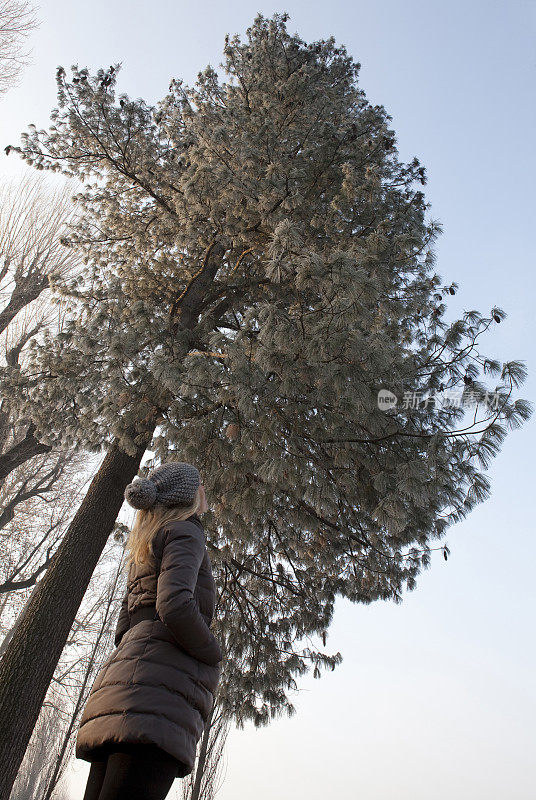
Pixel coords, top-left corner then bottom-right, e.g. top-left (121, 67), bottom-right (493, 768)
top-left (123, 487), bottom-right (202, 573)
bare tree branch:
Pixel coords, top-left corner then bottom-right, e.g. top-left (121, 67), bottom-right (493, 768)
top-left (0, 0), bottom-right (40, 96)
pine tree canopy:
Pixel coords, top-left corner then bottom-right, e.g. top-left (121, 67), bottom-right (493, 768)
top-left (3, 11), bottom-right (531, 726)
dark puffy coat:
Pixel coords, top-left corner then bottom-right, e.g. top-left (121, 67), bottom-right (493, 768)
top-left (75, 513), bottom-right (222, 778)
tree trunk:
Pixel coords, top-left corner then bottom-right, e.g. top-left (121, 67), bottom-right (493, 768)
top-left (0, 425), bottom-right (155, 800)
top-left (191, 700), bottom-right (214, 800)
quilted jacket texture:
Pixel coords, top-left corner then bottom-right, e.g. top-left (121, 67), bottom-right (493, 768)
top-left (75, 513), bottom-right (222, 778)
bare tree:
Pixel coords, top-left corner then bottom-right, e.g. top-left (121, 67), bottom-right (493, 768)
top-left (0, 172), bottom-right (84, 480)
top-left (177, 699), bottom-right (230, 800)
top-left (5, 531), bottom-right (126, 798)
top-left (0, 452), bottom-right (97, 657)
top-left (0, 449), bottom-right (74, 540)
top-left (0, 173), bottom-right (91, 624)
top-left (41, 532), bottom-right (128, 800)
top-left (10, 695), bottom-right (71, 800)
top-left (0, 0), bottom-right (39, 97)
top-left (0, 173), bottom-right (81, 338)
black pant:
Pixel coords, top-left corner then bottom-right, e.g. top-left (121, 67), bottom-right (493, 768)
top-left (82, 743), bottom-right (180, 800)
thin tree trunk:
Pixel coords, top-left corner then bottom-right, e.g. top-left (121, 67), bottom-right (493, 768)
top-left (191, 700), bottom-right (214, 800)
top-left (0, 425), bottom-right (155, 800)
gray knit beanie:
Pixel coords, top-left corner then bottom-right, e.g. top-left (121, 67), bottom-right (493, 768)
top-left (124, 462), bottom-right (201, 510)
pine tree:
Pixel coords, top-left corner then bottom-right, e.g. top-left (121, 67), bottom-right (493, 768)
top-left (0, 12), bottom-right (531, 795)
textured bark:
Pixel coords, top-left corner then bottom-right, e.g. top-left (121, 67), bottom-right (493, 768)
top-left (0, 425), bottom-right (155, 800)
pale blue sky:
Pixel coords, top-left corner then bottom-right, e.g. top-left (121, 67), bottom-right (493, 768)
top-left (2, 1), bottom-right (535, 798)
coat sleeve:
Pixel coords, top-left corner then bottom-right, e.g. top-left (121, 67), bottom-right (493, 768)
top-left (114, 589), bottom-right (130, 647)
top-left (156, 520), bottom-right (222, 666)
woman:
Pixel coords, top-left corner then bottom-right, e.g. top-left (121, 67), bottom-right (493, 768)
top-left (76, 461), bottom-right (223, 800)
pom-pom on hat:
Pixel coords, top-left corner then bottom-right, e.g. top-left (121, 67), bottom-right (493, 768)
top-left (124, 462), bottom-right (201, 510)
